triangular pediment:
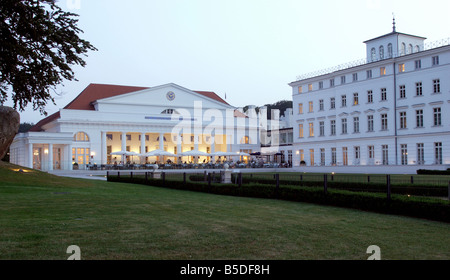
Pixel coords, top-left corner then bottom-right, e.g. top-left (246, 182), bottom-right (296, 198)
top-left (94, 83), bottom-right (232, 113)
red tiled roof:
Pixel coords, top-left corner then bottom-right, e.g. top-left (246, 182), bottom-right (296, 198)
top-left (28, 111), bottom-right (61, 132)
top-left (29, 83), bottom-right (231, 131)
top-left (64, 83), bottom-right (150, 110)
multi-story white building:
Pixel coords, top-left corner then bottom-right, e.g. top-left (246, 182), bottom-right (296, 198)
top-left (289, 24), bottom-right (450, 171)
top-left (10, 83), bottom-right (261, 171)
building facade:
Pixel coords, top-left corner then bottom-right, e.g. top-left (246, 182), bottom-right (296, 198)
top-left (289, 27), bottom-right (450, 170)
top-left (10, 83), bottom-right (261, 171)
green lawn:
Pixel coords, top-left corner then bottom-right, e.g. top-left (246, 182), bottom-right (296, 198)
top-left (1, 161), bottom-right (449, 260)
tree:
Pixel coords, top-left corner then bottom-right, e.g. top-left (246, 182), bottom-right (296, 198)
top-left (0, 0), bottom-right (97, 115)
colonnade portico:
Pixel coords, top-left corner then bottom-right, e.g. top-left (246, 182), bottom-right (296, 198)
top-left (100, 131), bottom-right (230, 165)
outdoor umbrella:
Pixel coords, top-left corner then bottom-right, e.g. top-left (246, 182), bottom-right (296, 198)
top-left (110, 150), bottom-right (129, 163)
top-left (144, 149), bottom-right (176, 157)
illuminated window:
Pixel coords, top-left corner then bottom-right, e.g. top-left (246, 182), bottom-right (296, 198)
top-left (308, 101), bottom-right (313, 112)
top-left (380, 67), bottom-right (386, 76)
top-left (398, 63), bottom-right (405, 73)
top-left (298, 103), bottom-right (303, 114)
top-left (298, 86), bottom-right (303, 94)
top-left (74, 132), bottom-right (89, 142)
top-left (240, 136), bottom-right (250, 144)
top-left (308, 84), bottom-right (313, 91)
top-left (298, 124), bottom-right (304, 138)
top-left (309, 122), bottom-right (314, 137)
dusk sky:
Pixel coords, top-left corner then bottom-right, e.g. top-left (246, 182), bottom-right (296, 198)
top-left (6, 0), bottom-right (450, 123)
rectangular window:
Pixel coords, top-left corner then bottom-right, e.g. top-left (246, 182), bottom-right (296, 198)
top-left (399, 85), bottom-right (406, 99)
top-left (319, 81), bottom-right (324, 89)
top-left (381, 88), bottom-right (387, 101)
top-left (353, 93), bottom-right (359, 105)
top-left (367, 115), bottom-right (374, 132)
top-left (381, 114), bottom-right (388, 130)
top-left (435, 142), bottom-right (442, 164)
top-left (106, 134), bottom-right (113, 141)
top-left (319, 99), bottom-right (324, 111)
top-left (382, 145), bottom-right (389, 165)
top-left (353, 117), bottom-right (359, 133)
top-left (298, 124), bottom-right (304, 138)
top-left (398, 63), bottom-right (405, 73)
top-left (300, 149), bottom-right (304, 162)
top-left (433, 79), bottom-right (440, 93)
top-left (354, 146), bottom-right (360, 160)
top-left (342, 147), bottom-right (348, 166)
top-left (433, 107), bottom-right (442, 126)
top-left (319, 121), bottom-right (325, 136)
top-left (368, 145), bottom-right (375, 160)
top-left (401, 144), bottom-right (408, 165)
top-left (353, 73), bottom-right (358, 82)
top-left (308, 84), bottom-right (313, 91)
top-left (320, 148), bottom-right (325, 166)
top-left (400, 111), bottom-right (407, 129)
top-left (309, 149), bottom-right (315, 166)
top-left (298, 86), bottom-right (303, 94)
top-left (341, 76), bottom-right (346, 84)
top-left (341, 95), bottom-right (347, 107)
top-left (331, 148), bottom-right (337, 165)
top-left (330, 79), bottom-right (335, 87)
top-left (330, 120), bottom-right (336, 136)
top-left (330, 97), bottom-right (335, 109)
top-left (367, 90), bottom-right (373, 103)
top-left (432, 56), bottom-right (439, 66)
top-left (367, 70), bottom-right (372, 79)
top-left (341, 118), bottom-right (348, 134)
top-left (415, 60), bottom-right (421, 69)
top-left (309, 122), bottom-right (314, 137)
top-left (380, 67), bottom-right (386, 76)
top-left (416, 109), bottom-right (424, 128)
top-left (298, 103), bottom-right (303, 114)
top-left (416, 82), bottom-right (423, 96)
top-left (308, 101), bottom-right (313, 113)
top-left (417, 143), bottom-right (424, 165)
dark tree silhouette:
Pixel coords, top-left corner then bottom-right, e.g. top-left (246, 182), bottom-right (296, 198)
top-left (0, 0), bottom-right (97, 115)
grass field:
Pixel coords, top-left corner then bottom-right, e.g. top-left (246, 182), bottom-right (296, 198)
top-left (1, 161), bottom-right (449, 260)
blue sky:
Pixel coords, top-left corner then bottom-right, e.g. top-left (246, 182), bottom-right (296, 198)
top-left (8, 0), bottom-right (450, 123)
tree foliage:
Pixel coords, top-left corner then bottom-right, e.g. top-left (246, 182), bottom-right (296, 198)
top-left (0, 0), bottom-right (97, 115)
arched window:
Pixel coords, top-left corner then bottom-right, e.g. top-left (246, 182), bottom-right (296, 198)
top-left (371, 48), bottom-right (376, 61)
top-left (415, 45), bottom-right (420, 52)
top-left (74, 132), bottom-right (89, 142)
top-left (408, 44), bottom-right (413, 54)
top-left (387, 43), bottom-right (393, 58)
top-left (379, 46), bottom-right (384, 59)
top-left (240, 136), bottom-right (250, 144)
top-left (401, 43), bottom-right (406, 55)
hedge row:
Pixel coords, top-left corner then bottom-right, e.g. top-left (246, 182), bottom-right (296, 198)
top-left (417, 169), bottom-right (450, 175)
top-left (188, 174), bottom-right (448, 197)
top-left (107, 175), bottom-right (450, 223)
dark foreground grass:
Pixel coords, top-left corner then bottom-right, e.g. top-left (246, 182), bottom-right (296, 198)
top-left (0, 161), bottom-right (449, 260)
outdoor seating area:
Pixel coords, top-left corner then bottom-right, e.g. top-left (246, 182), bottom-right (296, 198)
top-left (86, 149), bottom-right (290, 170)
top-left (86, 161), bottom-right (290, 170)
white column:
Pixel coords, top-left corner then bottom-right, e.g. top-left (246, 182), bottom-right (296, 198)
top-left (101, 131), bottom-right (107, 165)
top-left (121, 132), bottom-right (127, 151)
top-left (159, 133), bottom-right (164, 150)
top-left (28, 143), bottom-right (33, 169)
top-left (159, 132), bottom-right (164, 162)
top-left (48, 143), bottom-right (53, 171)
top-left (141, 132), bottom-right (146, 162)
top-left (177, 133), bottom-right (182, 164)
top-left (211, 134), bottom-right (215, 163)
top-left (67, 144), bottom-right (73, 170)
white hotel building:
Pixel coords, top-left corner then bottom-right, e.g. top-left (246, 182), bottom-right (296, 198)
top-left (289, 25), bottom-right (450, 171)
top-left (10, 83), bottom-right (261, 171)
